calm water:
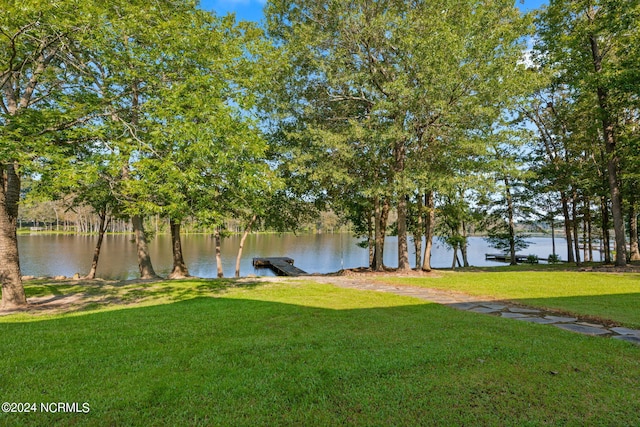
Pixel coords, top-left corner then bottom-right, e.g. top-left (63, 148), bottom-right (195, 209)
top-left (17, 233), bottom-right (575, 280)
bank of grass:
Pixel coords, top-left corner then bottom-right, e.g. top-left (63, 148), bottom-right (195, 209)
top-left (378, 269), bottom-right (640, 327)
top-left (1, 279), bottom-right (639, 425)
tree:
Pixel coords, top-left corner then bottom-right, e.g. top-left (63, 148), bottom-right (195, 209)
top-left (83, 0), bottom-right (207, 280)
top-left (535, 0), bottom-right (640, 266)
top-left (0, 1), bottom-right (101, 308)
top-left (266, 0), bottom-right (530, 271)
top-left (30, 146), bottom-right (122, 279)
top-left (480, 131), bottom-right (534, 265)
top-left (437, 192), bottom-right (472, 269)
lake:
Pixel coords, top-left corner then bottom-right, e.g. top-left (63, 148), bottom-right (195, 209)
top-left (16, 233), bottom-right (580, 280)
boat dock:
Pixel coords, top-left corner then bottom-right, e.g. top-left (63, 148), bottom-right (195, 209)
top-left (485, 253), bottom-right (567, 263)
top-left (485, 253), bottom-right (539, 263)
top-left (252, 257), bottom-right (308, 276)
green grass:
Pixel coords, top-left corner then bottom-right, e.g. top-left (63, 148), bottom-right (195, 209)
top-left (0, 279), bottom-right (639, 426)
top-left (379, 270), bottom-right (640, 327)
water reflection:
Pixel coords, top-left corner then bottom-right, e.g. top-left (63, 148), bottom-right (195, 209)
top-left (17, 233), bottom-right (572, 280)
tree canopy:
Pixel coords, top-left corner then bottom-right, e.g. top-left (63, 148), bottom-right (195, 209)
top-left (2, 0), bottom-right (640, 308)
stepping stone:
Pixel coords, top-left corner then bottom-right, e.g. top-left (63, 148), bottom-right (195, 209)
top-left (469, 307), bottom-right (502, 314)
top-left (515, 317), bottom-right (555, 325)
top-left (509, 307), bottom-right (541, 314)
top-left (501, 312), bottom-right (530, 319)
top-left (448, 302), bottom-right (480, 311)
top-left (544, 315), bottom-right (578, 323)
top-left (613, 335), bottom-right (640, 345)
top-left (577, 321), bottom-right (605, 328)
top-left (480, 304), bottom-right (507, 311)
top-left (516, 317), bottom-right (558, 324)
top-left (432, 299), bottom-right (459, 304)
top-left (610, 327), bottom-right (640, 337)
top-left (554, 323), bottom-right (611, 336)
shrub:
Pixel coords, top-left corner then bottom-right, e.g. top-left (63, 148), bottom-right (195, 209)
top-left (547, 254), bottom-right (561, 264)
top-left (525, 254), bottom-right (539, 264)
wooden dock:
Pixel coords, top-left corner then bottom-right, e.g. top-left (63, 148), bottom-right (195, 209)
top-left (252, 257), bottom-right (308, 276)
top-left (485, 253), bottom-right (538, 263)
top-left (485, 253), bottom-right (567, 263)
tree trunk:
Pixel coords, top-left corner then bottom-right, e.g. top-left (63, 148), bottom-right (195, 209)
top-left (414, 195), bottom-right (423, 268)
top-left (85, 209), bottom-right (110, 280)
top-left (571, 189), bottom-right (581, 266)
top-left (551, 218), bottom-right (556, 256)
top-left (505, 177), bottom-right (517, 266)
top-left (367, 213), bottom-right (374, 268)
top-left (397, 194), bottom-right (411, 271)
top-left (0, 162), bottom-right (27, 309)
top-left (215, 229), bottom-right (224, 278)
top-left (601, 196), bottom-right (611, 263)
top-left (590, 34), bottom-right (626, 266)
top-left (560, 191), bottom-right (575, 263)
top-left (600, 101), bottom-right (626, 265)
top-left (582, 214), bottom-right (588, 262)
top-left (422, 191), bottom-right (435, 271)
top-left (582, 196), bottom-right (589, 262)
top-left (585, 196), bottom-right (593, 262)
top-left (460, 220), bottom-right (469, 267)
top-left (373, 197), bottom-right (388, 271)
top-left (132, 215), bottom-right (158, 279)
top-left (394, 137), bottom-right (411, 272)
top-left (373, 196), bottom-right (383, 271)
top-left (169, 218), bottom-right (190, 279)
top-left (629, 197), bottom-right (640, 261)
top-left (451, 245), bottom-right (457, 270)
top-left (53, 206), bottom-right (59, 232)
top-left (235, 215), bottom-right (256, 278)
top-left (126, 77), bottom-right (158, 279)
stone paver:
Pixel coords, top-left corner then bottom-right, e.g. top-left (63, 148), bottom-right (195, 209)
top-left (508, 307), bottom-right (542, 314)
top-left (469, 307), bottom-right (502, 314)
top-left (577, 321), bottom-right (606, 328)
top-left (516, 317), bottom-right (559, 324)
top-left (306, 276), bottom-right (639, 346)
top-left (481, 304), bottom-right (507, 311)
top-left (554, 324), bottom-right (611, 336)
top-left (500, 312), bottom-right (530, 319)
top-left (610, 327), bottom-right (640, 337)
top-left (449, 302), bottom-right (480, 311)
top-left (544, 315), bottom-right (578, 323)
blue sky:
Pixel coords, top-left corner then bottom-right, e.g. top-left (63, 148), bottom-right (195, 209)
top-left (198, 0), bottom-right (549, 23)
top-left (198, 0), bottom-right (267, 22)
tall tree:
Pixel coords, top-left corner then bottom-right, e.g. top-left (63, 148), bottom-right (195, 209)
top-left (481, 131), bottom-right (534, 265)
top-left (266, 0), bottom-right (530, 271)
top-left (0, 1), bottom-right (100, 307)
top-left (536, 0), bottom-right (640, 266)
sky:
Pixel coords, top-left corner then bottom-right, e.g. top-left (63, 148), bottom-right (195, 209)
top-left (198, 0), bottom-right (549, 24)
top-left (198, 0), bottom-right (267, 22)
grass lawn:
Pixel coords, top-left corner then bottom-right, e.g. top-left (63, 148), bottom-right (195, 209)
top-left (377, 269), bottom-right (640, 328)
top-left (0, 278), bottom-right (639, 426)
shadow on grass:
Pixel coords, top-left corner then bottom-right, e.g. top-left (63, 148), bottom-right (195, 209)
top-left (11, 278), bottom-right (265, 317)
top-left (0, 296), bottom-right (639, 426)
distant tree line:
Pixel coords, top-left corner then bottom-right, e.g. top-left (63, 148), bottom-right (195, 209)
top-left (2, 0), bottom-right (638, 309)
top-left (17, 197), bottom-right (342, 235)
